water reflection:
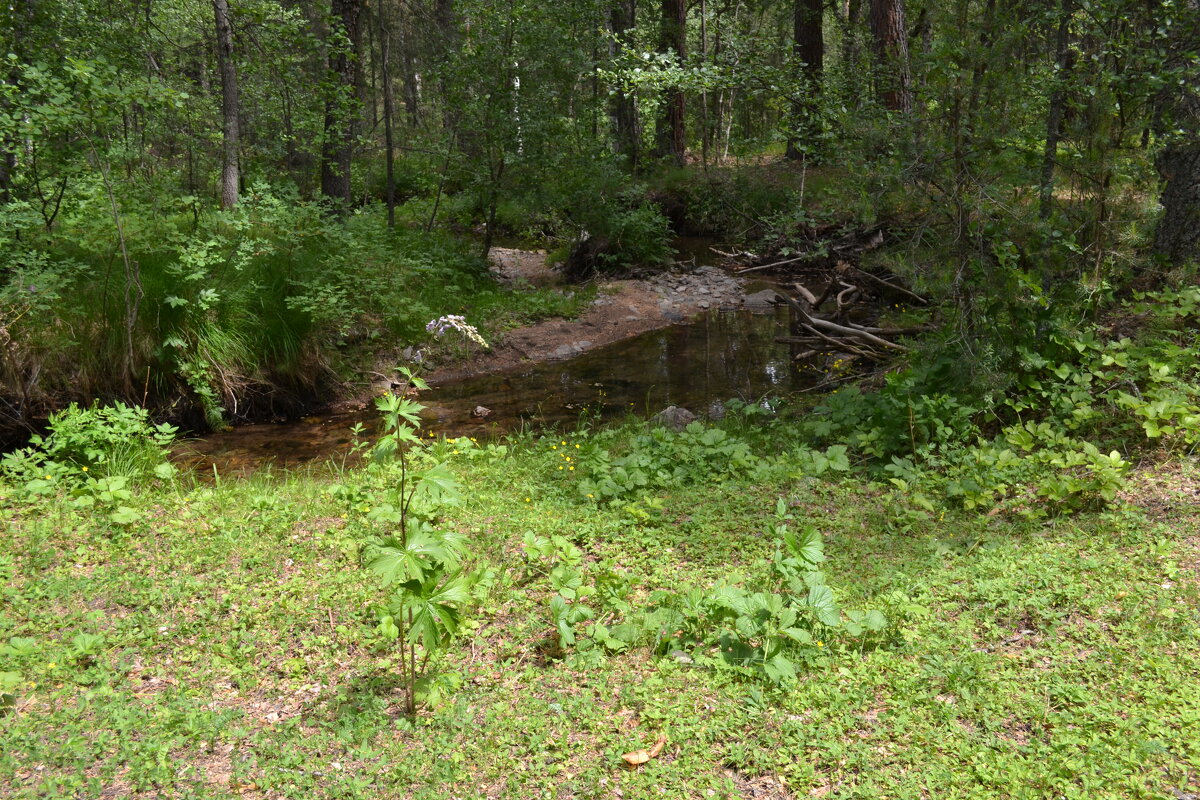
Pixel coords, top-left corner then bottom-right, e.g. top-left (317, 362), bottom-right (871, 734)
top-left (178, 306), bottom-right (809, 474)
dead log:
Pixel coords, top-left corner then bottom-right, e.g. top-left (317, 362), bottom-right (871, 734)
top-left (774, 290), bottom-right (910, 352)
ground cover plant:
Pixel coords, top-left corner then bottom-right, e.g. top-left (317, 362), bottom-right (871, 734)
top-left (3, 329), bottom-right (1200, 797)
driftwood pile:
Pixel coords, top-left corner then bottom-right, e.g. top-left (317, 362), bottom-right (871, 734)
top-left (716, 222), bottom-right (933, 361)
top-left (772, 276), bottom-right (932, 361)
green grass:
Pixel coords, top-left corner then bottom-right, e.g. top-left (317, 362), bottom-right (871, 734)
top-left (1, 421), bottom-right (1198, 799)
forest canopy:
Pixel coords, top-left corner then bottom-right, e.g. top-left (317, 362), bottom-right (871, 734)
top-left (0, 0), bottom-right (1198, 431)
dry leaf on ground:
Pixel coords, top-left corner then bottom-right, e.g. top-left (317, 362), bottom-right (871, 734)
top-left (621, 734), bottom-right (667, 766)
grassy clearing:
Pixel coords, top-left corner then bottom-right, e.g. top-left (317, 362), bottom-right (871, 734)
top-left (2, 416), bottom-right (1198, 799)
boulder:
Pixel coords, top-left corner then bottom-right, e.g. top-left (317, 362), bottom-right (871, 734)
top-left (743, 289), bottom-right (780, 311)
top-left (652, 405), bottom-right (697, 431)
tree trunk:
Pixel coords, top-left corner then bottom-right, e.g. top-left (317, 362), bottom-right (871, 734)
top-left (212, 0), bottom-right (240, 209)
top-left (435, 0), bottom-right (458, 134)
top-left (321, 0), bottom-right (363, 210)
top-left (610, 0), bottom-right (640, 169)
top-left (0, 0), bottom-right (37, 205)
top-left (1152, 0), bottom-right (1200, 264)
top-left (376, 3), bottom-right (396, 226)
top-left (398, 9), bottom-right (421, 126)
top-left (655, 0), bottom-right (686, 165)
top-left (785, 0), bottom-right (823, 159)
top-left (869, 0), bottom-right (912, 113)
top-left (1039, 0), bottom-right (1074, 219)
top-left (841, 0), bottom-right (864, 70)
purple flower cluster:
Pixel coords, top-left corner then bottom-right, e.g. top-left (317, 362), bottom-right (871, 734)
top-left (425, 315), bottom-right (489, 349)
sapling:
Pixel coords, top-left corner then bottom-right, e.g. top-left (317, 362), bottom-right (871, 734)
top-left (360, 369), bottom-right (473, 714)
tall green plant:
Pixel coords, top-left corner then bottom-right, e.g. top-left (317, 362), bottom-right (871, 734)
top-left (359, 372), bottom-right (474, 715)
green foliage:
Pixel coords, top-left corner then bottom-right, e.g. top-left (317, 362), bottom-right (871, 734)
top-left (355, 377), bottom-right (477, 715)
top-left (0, 402), bottom-right (176, 501)
top-left (792, 286), bottom-right (1200, 516)
top-left (538, 497), bottom-right (888, 688)
top-left (1, 389), bottom-right (1199, 796)
top-left (574, 421), bottom-right (762, 503)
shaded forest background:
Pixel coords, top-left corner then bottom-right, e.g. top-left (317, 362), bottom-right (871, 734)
top-left (0, 0), bottom-right (1197, 433)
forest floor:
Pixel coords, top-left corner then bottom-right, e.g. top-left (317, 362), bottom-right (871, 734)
top-left (2, 414), bottom-right (1198, 799)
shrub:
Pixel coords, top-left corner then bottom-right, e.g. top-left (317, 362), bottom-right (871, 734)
top-left (1, 402), bottom-right (176, 487)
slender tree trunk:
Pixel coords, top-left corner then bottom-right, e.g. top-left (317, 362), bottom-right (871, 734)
top-left (655, 0), bottom-right (686, 164)
top-left (435, 0), bottom-right (458, 134)
top-left (396, 10), bottom-right (420, 125)
top-left (321, 0), bottom-right (363, 210)
top-left (0, 0), bottom-right (37, 204)
top-left (841, 0), bottom-right (864, 69)
top-left (365, 7), bottom-right (377, 130)
top-left (399, 12), bottom-right (421, 126)
top-left (376, 3), bottom-right (396, 226)
top-left (869, 0), bottom-right (912, 113)
top-left (610, 0), bottom-right (640, 169)
top-left (212, 0), bottom-right (240, 209)
top-left (1039, 0), bottom-right (1074, 218)
top-left (785, 0), bottom-right (823, 159)
top-left (1152, 0), bottom-right (1200, 264)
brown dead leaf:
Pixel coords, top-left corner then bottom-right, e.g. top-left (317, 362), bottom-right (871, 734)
top-left (621, 734), bottom-right (667, 766)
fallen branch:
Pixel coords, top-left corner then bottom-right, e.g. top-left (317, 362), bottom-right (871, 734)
top-left (710, 247), bottom-right (756, 260)
top-left (836, 283), bottom-right (860, 310)
top-left (791, 284), bottom-right (820, 306)
top-left (845, 265), bottom-right (928, 305)
top-left (777, 332), bottom-right (879, 359)
top-left (775, 291), bottom-right (909, 352)
top-left (851, 323), bottom-right (937, 336)
top-left (735, 254), bottom-right (807, 274)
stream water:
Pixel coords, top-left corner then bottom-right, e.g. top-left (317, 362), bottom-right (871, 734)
top-left (177, 304), bottom-right (812, 474)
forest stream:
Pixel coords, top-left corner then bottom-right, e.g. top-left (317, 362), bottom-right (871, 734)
top-left (176, 285), bottom-right (814, 474)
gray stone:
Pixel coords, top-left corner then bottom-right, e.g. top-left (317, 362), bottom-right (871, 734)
top-left (652, 405), bottom-right (697, 431)
top-left (743, 289), bottom-right (780, 311)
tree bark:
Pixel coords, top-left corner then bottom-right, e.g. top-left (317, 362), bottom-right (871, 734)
top-left (785, 0), bottom-right (823, 159)
top-left (212, 0), bottom-right (240, 209)
top-left (399, 9), bottom-right (421, 126)
top-left (655, 0), bottom-right (686, 165)
top-left (610, 0), bottom-right (640, 169)
top-left (1152, 0), bottom-right (1200, 264)
top-left (434, 0), bottom-right (459, 134)
top-left (376, 3), bottom-right (396, 226)
top-left (321, 0), bottom-right (364, 210)
top-left (1038, 0), bottom-right (1074, 219)
top-left (840, 0), bottom-right (864, 70)
top-left (868, 0), bottom-right (911, 113)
